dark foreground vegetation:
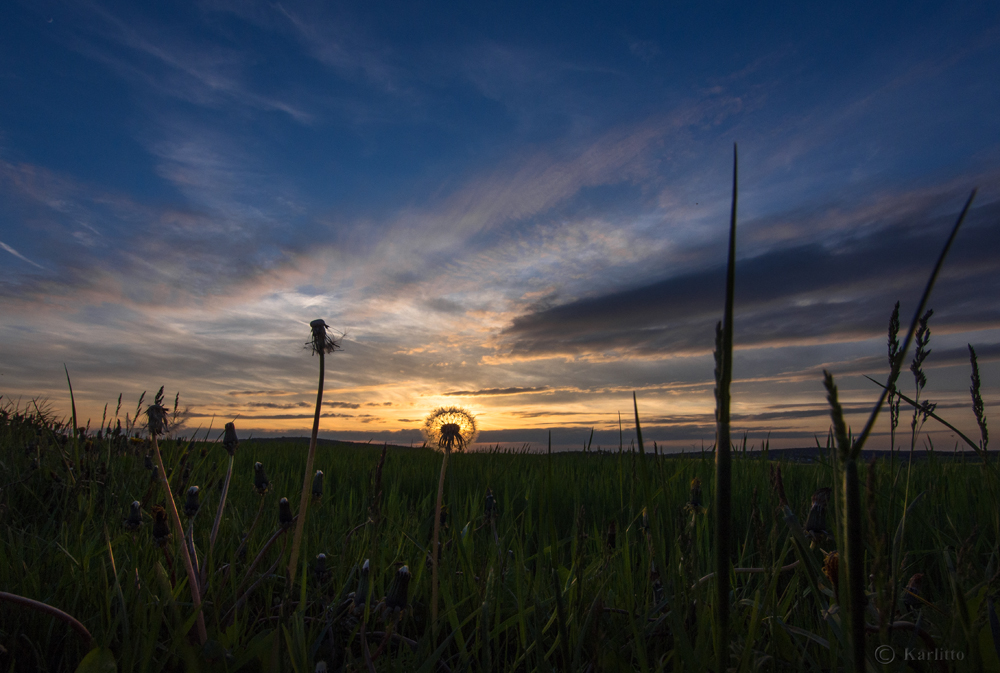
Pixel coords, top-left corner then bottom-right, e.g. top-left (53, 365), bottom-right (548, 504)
top-left (0, 400), bottom-right (998, 671)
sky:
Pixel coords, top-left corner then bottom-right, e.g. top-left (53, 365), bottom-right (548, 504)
top-left (1, 1), bottom-right (998, 451)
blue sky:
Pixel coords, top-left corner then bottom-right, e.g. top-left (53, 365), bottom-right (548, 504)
top-left (1, 1), bottom-right (998, 450)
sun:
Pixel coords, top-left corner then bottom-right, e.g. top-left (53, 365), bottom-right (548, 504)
top-left (422, 407), bottom-right (478, 452)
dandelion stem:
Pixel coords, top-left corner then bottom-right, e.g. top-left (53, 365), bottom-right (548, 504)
top-left (288, 348), bottom-right (325, 589)
top-left (431, 448), bottom-right (449, 640)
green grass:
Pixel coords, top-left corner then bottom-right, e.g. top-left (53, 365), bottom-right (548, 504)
top-left (1, 403), bottom-right (998, 672)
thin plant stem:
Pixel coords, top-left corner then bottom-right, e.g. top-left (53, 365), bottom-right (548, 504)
top-left (431, 447), bottom-right (449, 639)
top-left (151, 434), bottom-right (208, 645)
top-left (0, 591), bottom-right (93, 647)
top-left (714, 143), bottom-right (738, 673)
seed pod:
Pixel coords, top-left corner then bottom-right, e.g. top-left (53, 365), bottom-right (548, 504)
top-left (351, 559), bottom-right (370, 613)
top-left (223, 422), bottom-right (239, 457)
top-left (903, 573), bottom-right (925, 610)
top-left (125, 501), bottom-right (142, 531)
top-left (184, 486), bottom-right (200, 518)
top-left (805, 487), bottom-right (832, 543)
top-left (312, 470), bottom-right (324, 500)
top-left (384, 565), bottom-right (411, 614)
top-left (313, 553), bottom-right (329, 584)
top-left (822, 550), bottom-right (840, 596)
top-left (688, 478), bottom-right (702, 509)
top-left (254, 462), bottom-right (271, 495)
top-left (279, 497), bottom-right (293, 527)
top-left (484, 488), bottom-right (498, 522)
top-left (151, 505), bottom-right (170, 544)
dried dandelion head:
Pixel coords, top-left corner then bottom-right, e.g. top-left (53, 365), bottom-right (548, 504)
top-left (307, 319), bottom-right (343, 356)
top-left (804, 487), bottom-right (832, 544)
top-left (279, 497), bottom-right (294, 528)
top-left (125, 501), bottom-right (142, 531)
top-left (184, 486), bottom-right (201, 518)
top-left (151, 505), bottom-right (170, 544)
top-left (383, 565), bottom-right (411, 619)
top-left (253, 461), bottom-right (271, 495)
top-left (422, 407), bottom-right (477, 453)
top-left (350, 559), bottom-right (370, 614)
top-left (903, 573), bottom-right (925, 610)
top-left (312, 470), bottom-right (324, 500)
top-left (684, 477), bottom-right (705, 515)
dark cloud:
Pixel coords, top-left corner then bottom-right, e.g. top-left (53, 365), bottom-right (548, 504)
top-left (241, 401), bottom-right (309, 409)
top-left (444, 386), bottom-right (551, 396)
top-left (501, 200), bottom-right (1000, 359)
top-left (325, 401), bottom-right (362, 409)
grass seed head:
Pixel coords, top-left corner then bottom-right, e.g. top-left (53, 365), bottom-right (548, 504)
top-left (423, 407), bottom-right (478, 453)
top-left (307, 319), bottom-right (343, 356)
top-left (223, 422), bottom-right (239, 456)
top-left (184, 486), bottom-right (200, 518)
top-left (145, 403), bottom-right (170, 437)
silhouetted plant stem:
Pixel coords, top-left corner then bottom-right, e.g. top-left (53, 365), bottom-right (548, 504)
top-left (150, 433), bottom-right (208, 644)
top-left (431, 447), bottom-right (449, 639)
top-left (0, 591), bottom-right (93, 647)
top-left (714, 143), bottom-right (738, 673)
top-left (288, 320), bottom-right (340, 590)
top-left (851, 190), bottom-right (976, 455)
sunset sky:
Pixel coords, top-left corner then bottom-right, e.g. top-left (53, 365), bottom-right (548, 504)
top-left (1, 1), bottom-right (998, 451)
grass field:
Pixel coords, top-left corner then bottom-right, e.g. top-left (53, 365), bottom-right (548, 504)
top-left (1, 400), bottom-right (998, 672)
top-left (2, 158), bottom-right (996, 672)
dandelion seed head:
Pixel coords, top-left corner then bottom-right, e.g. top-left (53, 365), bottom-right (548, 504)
top-left (422, 407), bottom-right (477, 453)
top-left (307, 319), bottom-right (343, 355)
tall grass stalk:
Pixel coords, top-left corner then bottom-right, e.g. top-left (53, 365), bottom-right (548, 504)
top-left (714, 143), bottom-right (738, 672)
top-left (147, 409), bottom-right (208, 645)
top-left (825, 189), bottom-right (976, 671)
